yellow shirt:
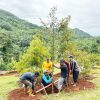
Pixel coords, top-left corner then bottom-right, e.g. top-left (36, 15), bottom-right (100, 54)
top-left (42, 61), bottom-right (52, 72)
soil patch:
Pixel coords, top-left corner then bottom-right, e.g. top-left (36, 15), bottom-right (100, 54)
top-left (82, 75), bottom-right (97, 80)
top-left (0, 70), bottom-right (18, 76)
top-left (8, 73), bottom-right (95, 100)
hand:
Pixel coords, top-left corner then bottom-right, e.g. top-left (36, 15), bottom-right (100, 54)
top-left (70, 71), bottom-right (72, 74)
top-left (33, 91), bottom-right (36, 94)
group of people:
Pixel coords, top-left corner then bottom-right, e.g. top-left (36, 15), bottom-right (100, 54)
top-left (20, 55), bottom-right (80, 96)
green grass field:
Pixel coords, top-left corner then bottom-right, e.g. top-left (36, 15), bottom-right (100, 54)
top-left (0, 68), bottom-right (100, 100)
top-left (0, 76), bottom-right (18, 100)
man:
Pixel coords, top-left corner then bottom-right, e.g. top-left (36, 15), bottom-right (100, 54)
top-left (42, 58), bottom-right (53, 73)
top-left (20, 71), bottom-right (39, 96)
top-left (64, 60), bottom-right (70, 84)
top-left (41, 70), bottom-right (52, 86)
top-left (54, 59), bottom-right (68, 92)
top-left (68, 55), bottom-right (79, 87)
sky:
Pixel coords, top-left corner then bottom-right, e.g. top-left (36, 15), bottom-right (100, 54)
top-left (0, 0), bottom-right (100, 36)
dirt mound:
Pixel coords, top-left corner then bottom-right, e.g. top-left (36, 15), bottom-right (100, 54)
top-left (8, 88), bottom-right (42, 100)
top-left (8, 73), bottom-right (95, 100)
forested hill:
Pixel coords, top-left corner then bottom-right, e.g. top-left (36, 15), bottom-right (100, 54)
top-left (73, 28), bottom-right (92, 38)
top-left (0, 9), bottom-right (38, 31)
top-left (0, 9), bottom-right (93, 38)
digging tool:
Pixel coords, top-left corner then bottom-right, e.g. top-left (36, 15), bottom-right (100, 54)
top-left (51, 62), bottom-right (55, 93)
top-left (36, 80), bottom-right (58, 94)
top-left (41, 83), bottom-right (48, 96)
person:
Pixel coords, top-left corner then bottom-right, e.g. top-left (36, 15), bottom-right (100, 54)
top-left (54, 59), bottom-right (68, 92)
top-left (42, 58), bottom-right (53, 73)
top-left (68, 55), bottom-right (79, 87)
top-left (41, 70), bottom-right (52, 86)
top-left (20, 72), bottom-right (39, 96)
top-left (64, 60), bottom-right (70, 84)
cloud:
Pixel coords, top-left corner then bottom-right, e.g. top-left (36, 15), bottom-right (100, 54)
top-left (0, 0), bottom-right (100, 36)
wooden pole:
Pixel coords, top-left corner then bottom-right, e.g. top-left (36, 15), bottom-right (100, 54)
top-left (36, 80), bottom-right (58, 94)
top-left (41, 83), bottom-right (48, 96)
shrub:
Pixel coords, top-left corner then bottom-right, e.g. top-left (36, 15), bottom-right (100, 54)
top-left (15, 37), bottom-right (50, 74)
top-left (0, 59), bottom-right (7, 70)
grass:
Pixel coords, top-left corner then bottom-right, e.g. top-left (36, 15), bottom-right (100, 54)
top-left (0, 68), bottom-right (100, 100)
top-left (0, 75), bottom-right (18, 100)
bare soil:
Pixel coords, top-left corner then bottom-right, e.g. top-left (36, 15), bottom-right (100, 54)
top-left (8, 73), bottom-right (95, 100)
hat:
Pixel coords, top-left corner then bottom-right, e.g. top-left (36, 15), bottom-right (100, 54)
top-left (68, 55), bottom-right (73, 58)
top-left (60, 59), bottom-right (65, 63)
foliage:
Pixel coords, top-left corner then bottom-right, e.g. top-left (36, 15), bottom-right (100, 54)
top-left (65, 42), bottom-right (100, 75)
top-left (58, 16), bottom-right (73, 58)
top-left (15, 37), bottom-right (50, 74)
top-left (0, 9), bottom-right (41, 70)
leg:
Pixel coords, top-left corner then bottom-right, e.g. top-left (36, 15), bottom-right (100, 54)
top-left (74, 71), bottom-right (79, 83)
top-left (41, 83), bottom-right (48, 96)
top-left (73, 71), bottom-right (79, 86)
top-left (63, 77), bottom-right (67, 86)
top-left (23, 80), bottom-right (35, 96)
top-left (67, 73), bottom-right (69, 85)
top-left (71, 72), bottom-right (74, 85)
top-left (56, 77), bottom-right (65, 92)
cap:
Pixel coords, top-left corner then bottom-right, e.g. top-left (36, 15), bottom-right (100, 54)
top-left (60, 59), bottom-right (65, 63)
top-left (68, 55), bottom-right (73, 58)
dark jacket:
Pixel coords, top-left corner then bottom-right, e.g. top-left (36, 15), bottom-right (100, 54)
top-left (60, 64), bottom-right (68, 78)
top-left (70, 60), bottom-right (79, 72)
top-left (20, 72), bottom-right (34, 83)
top-left (64, 61), bottom-right (70, 75)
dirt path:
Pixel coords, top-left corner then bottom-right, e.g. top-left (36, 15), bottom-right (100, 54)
top-left (0, 70), bottom-right (18, 76)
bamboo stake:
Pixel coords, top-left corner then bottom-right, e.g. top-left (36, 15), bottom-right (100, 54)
top-left (36, 80), bottom-right (58, 94)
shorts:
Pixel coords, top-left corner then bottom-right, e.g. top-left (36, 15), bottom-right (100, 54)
top-left (56, 77), bottom-right (67, 90)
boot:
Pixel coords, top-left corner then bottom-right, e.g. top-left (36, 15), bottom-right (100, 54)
top-left (24, 87), bottom-right (28, 93)
top-left (28, 88), bottom-right (35, 96)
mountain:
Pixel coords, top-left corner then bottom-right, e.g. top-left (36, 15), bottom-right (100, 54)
top-left (0, 9), bottom-right (38, 31)
top-left (0, 9), bottom-right (92, 38)
top-left (73, 28), bottom-right (92, 38)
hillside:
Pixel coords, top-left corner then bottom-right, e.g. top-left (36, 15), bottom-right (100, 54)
top-left (0, 9), bottom-right (93, 38)
top-left (0, 9), bottom-right (38, 31)
top-left (0, 9), bottom-right (41, 71)
top-left (73, 28), bottom-right (92, 38)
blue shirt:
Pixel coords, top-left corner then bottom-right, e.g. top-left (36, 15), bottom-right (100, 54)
top-left (20, 72), bottom-right (34, 83)
top-left (42, 74), bottom-right (52, 83)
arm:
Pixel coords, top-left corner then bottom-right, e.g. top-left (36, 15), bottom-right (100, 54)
top-left (53, 64), bottom-right (60, 69)
top-left (43, 75), bottom-right (52, 83)
top-left (42, 63), bottom-right (44, 70)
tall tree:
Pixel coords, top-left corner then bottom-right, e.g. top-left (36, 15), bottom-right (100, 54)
top-left (40, 7), bottom-right (57, 60)
top-left (58, 16), bottom-right (73, 58)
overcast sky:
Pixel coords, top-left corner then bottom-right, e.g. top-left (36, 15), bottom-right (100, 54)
top-left (0, 0), bottom-right (100, 36)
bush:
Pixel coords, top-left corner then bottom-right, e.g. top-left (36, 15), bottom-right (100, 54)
top-left (0, 59), bottom-right (7, 70)
top-left (15, 37), bottom-right (50, 74)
